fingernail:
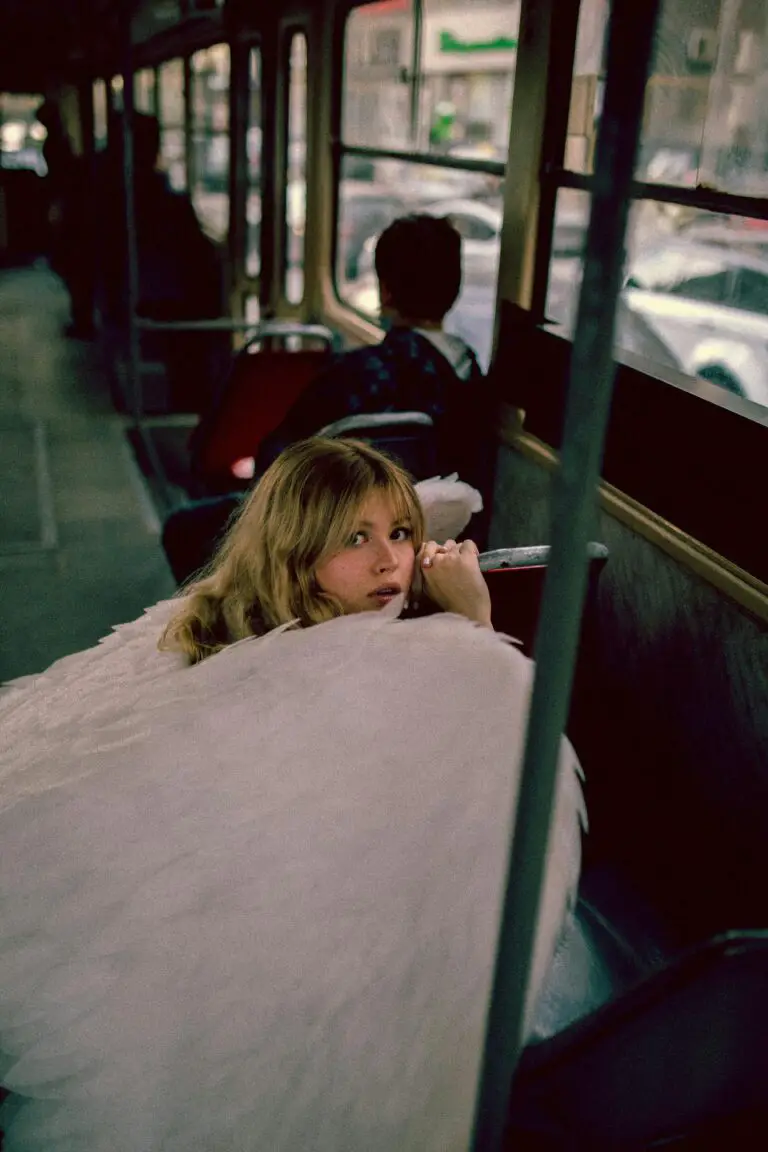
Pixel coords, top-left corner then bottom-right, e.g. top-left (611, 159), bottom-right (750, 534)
top-left (423, 557), bottom-right (431, 567)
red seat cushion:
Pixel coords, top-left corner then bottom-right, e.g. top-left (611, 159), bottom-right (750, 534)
top-left (195, 349), bottom-right (328, 482)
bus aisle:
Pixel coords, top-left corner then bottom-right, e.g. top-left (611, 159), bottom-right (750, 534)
top-left (0, 264), bottom-right (174, 684)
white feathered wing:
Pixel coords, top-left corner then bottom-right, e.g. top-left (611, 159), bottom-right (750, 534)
top-left (0, 605), bottom-right (584, 1152)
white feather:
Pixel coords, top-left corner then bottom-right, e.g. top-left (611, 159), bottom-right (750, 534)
top-left (0, 606), bottom-right (584, 1151)
top-left (415, 474), bottom-right (483, 543)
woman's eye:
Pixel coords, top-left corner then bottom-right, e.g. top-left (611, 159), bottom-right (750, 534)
top-left (391, 526), bottom-right (413, 542)
top-left (349, 531), bottom-right (367, 547)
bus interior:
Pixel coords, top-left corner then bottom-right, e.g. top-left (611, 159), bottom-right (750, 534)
top-left (1, 0), bottom-right (768, 1147)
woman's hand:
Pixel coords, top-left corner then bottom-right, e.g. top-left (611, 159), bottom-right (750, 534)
top-left (415, 539), bottom-right (492, 628)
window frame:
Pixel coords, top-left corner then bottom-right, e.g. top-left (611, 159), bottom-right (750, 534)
top-left (496, 0), bottom-right (768, 590)
top-left (534, 0), bottom-right (768, 350)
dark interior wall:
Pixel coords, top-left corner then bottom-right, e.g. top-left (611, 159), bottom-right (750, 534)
top-left (489, 443), bottom-right (768, 946)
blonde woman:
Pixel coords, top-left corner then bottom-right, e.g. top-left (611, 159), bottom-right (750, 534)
top-left (0, 438), bottom-right (585, 1152)
top-left (159, 436), bottom-right (492, 663)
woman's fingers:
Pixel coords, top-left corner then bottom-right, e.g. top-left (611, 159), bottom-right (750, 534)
top-left (458, 539), bottom-right (479, 556)
top-left (422, 539), bottom-right (466, 568)
top-left (422, 540), bottom-right (446, 568)
top-left (418, 536), bottom-right (492, 627)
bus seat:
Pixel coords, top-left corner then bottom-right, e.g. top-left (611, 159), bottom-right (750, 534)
top-left (477, 546), bottom-right (681, 1004)
top-left (508, 931), bottom-right (768, 1149)
top-left (319, 411), bottom-right (438, 481)
top-left (479, 544), bottom-right (608, 655)
top-left (190, 324), bottom-right (335, 492)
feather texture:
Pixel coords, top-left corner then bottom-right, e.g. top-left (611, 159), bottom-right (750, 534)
top-left (0, 605), bottom-right (584, 1151)
top-left (414, 474), bottom-right (483, 543)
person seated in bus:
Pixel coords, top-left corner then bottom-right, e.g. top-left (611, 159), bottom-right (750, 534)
top-left (162, 214), bottom-right (493, 584)
top-left (36, 98), bottom-right (96, 339)
top-left (159, 437), bottom-right (492, 658)
top-left (0, 438), bottom-right (585, 1152)
top-left (256, 213), bottom-right (488, 481)
top-left (98, 113), bottom-right (227, 412)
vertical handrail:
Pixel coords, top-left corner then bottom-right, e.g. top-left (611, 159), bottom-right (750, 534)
top-left (470, 0), bottom-right (662, 1149)
top-left (120, 20), bottom-right (140, 428)
top-left (120, 10), bottom-right (176, 517)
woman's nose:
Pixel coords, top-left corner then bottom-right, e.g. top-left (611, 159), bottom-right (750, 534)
top-left (372, 538), bottom-right (397, 570)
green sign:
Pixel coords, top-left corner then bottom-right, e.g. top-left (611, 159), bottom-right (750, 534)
top-left (439, 30), bottom-right (518, 54)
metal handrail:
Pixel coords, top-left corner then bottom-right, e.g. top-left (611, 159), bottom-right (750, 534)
top-left (134, 318), bottom-right (336, 341)
top-left (319, 411), bottom-right (434, 437)
top-left (470, 0), bottom-right (662, 1148)
top-left (478, 543), bottom-right (608, 574)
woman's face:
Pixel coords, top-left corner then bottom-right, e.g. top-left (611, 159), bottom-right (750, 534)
top-left (315, 492), bottom-right (416, 615)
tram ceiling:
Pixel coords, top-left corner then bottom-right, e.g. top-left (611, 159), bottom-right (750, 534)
top-left (0, 0), bottom-right (129, 93)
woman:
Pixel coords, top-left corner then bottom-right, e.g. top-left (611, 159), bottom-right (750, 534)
top-left (0, 439), bottom-right (585, 1152)
top-left (159, 436), bottom-right (492, 663)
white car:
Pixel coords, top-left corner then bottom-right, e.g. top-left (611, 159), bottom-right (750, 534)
top-left (623, 240), bottom-right (768, 408)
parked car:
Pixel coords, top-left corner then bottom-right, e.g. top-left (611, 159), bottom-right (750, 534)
top-left (677, 214), bottom-right (768, 259)
top-left (623, 239), bottom-right (768, 406)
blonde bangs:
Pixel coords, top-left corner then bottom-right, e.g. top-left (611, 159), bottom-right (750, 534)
top-left (315, 449), bottom-right (425, 566)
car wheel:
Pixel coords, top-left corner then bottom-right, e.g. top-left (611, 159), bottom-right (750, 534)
top-left (697, 366), bottom-right (745, 398)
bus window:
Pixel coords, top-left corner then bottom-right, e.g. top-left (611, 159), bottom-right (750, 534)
top-left (338, 0), bottom-right (516, 372)
top-left (190, 43), bottom-right (230, 243)
top-left (285, 31), bottom-right (307, 306)
top-left (93, 79), bottom-right (108, 149)
top-left (546, 0), bottom-right (768, 410)
top-left (246, 293), bottom-right (260, 326)
top-left (342, 0), bottom-right (415, 153)
top-left (546, 189), bottom-right (768, 406)
top-left (110, 74), bottom-right (124, 113)
top-left (0, 93), bottom-right (47, 177)
top-left (134, 69), bottom-right (156, 116)
top-left (158, 58), bottom-right (186, 191)
top-left (569, 0), bottom-right (768, 199)
top-left (246, 47), bottom-right (262, 278)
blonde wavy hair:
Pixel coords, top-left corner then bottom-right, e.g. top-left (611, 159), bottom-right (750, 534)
top-left (159, 437), bottom-right (425, 663)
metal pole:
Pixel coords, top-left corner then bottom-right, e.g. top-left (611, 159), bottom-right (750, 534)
top-left (120, 9), bottom-right (141, 426)
top-left (470, 0), bottom-right (662, 1148)
top-left (120, 5), bottom-right (176, 516)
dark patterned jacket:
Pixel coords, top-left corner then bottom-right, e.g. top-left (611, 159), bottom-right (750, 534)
top-left (255, 327), bottom-right (492, 493)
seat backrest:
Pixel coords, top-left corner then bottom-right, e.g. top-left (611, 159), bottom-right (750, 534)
top-left (479, 544), bottom-right (608, 656)
top-left (509, 931), bottom-right (768, 1149)
top-left (192, 346), bottom-right (331, 489)
top-left (320, 411), bottom-right (439, 481)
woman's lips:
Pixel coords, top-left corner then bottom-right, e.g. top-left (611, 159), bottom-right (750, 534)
top-left (369, 584), bottom-right (402, 602)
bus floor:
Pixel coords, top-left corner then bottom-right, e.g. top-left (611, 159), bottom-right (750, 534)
top-left (0, 264), bottom-right (175, 683)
